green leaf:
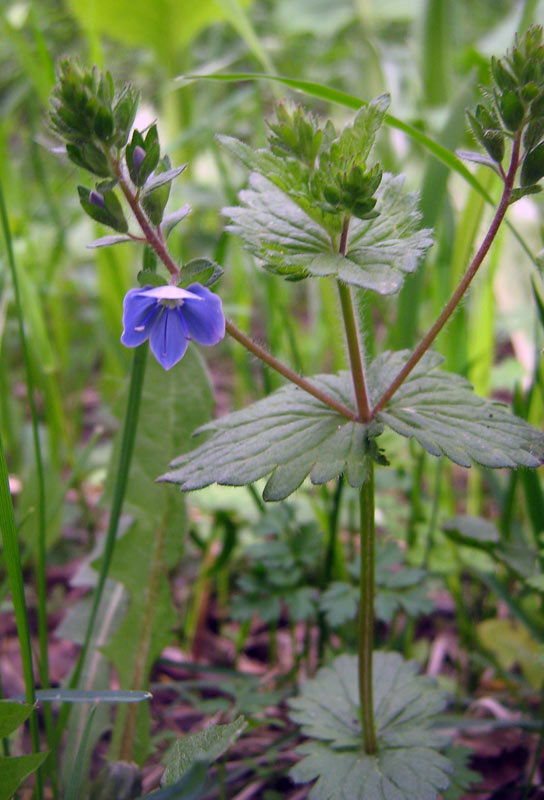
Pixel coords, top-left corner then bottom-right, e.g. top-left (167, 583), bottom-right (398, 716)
top-left (477, 618), bottom-right (544, 689)
top-left (160, 374), bottom-right (377, 501)
top-left (102, 352), bottom-right (214, 763)
top-left (0, 753), bottom-right (49, 800)
top-left (0, 700), bottom-right (34, 738)
top-left (373, 351), bottom-right (544, 469)
top-left (442, 516), bottom-right (500, 548)
top-left (521, 141), bottom-right (544, 186)
top-left (184, 71), bottom-right (539, 268)
top-left (527, 574), bottom-right (544, 593)
top-left (224, 173), bottom-right (432, 292)
top-left (161, 351), bottom-right (543, 502)
top-left (326, 95), bottom-right (389, 167)
top-left (440, 747), bottom-right (480, 800)
top-left (319, 582), bottom-right (358, 627)
top-left (178, 258), bottom-right (224, 288)
top-left (289, 653), bottom-right (453, 800)
top-left (162, 717), bottom-right (246, 786)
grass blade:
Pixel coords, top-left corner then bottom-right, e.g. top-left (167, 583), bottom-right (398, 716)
top-left (0, 430), bottom-right (44, 797)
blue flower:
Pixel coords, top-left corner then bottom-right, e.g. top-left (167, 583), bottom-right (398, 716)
top-left (121, 283), bottom-right (225, 369)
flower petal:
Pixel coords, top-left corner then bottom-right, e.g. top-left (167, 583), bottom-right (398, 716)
top-left (181, 284), bottom-right (225, 346)
top-left (121, 288), bottom-right (159, 347)
top-left (143, 285), bottom-right (201, 301)
top-left (148, 306), bottom-right (188, 369)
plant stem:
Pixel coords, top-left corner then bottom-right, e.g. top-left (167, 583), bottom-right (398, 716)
top-left (225, 320), bottom-right (358, 421)
top-left (337, 217), bottom-right (372, 421)
top-left (372, 134), bottom-right (521, 415)
top-left (115, 162), bottom-right (360, 423)
top-left (358, 462), bottom-right (377, 754)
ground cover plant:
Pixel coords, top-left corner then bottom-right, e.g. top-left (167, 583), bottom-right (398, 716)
top-left (2, 2), bottom-right (544, 799)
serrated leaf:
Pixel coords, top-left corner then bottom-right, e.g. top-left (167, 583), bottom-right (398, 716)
top-left (372, 351), bottom-right (544, 469)
top-left (442, 515), bottom-right (499, 548)
top-left (160, 373), bottom-right (376, 501)
top-left (161, 351), bottom-right (543, 502)
top-left (0, 753), bottom-right (49, 800)
top-left (143, 165), bottom-right (187, 193)
top-left (0, 700), bottom-right (34, 738)
top-left (289, 653), bottom-right (452, 800)
top-left (162, 717), bottom-right (246, 786)
top-left (441, 747), bottom-right (480, 800)
top-left (224, 173), bottom-right (432, 293)
top-left (87, 234), bottom-right (133, 248)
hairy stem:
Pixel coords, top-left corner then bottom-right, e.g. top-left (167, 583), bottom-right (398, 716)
top-left (372, 134), bottom-right (521, 415)
top-left (115, 162), bottom-right (359, 422)
top-left (337, 217), bottom-right (372, 421)
top-left (359, 462), bottom-right (377, 754)
top-left (225, 321), bottom-right (358, 421)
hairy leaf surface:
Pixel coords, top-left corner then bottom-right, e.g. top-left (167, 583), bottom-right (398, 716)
top-left (223, 173), bottom-right (432, 293)
top-left (371, 351), bottom-right (544, 468)
top-left (161, 351), bottom-right (543, 501)
top-left (289, 652), bottom-right (452, 800)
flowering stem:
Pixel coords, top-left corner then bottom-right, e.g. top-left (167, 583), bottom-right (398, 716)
top-left (114, 158), bottom-right (359, 423)
top-left (112, 160), bottom-right (181, 280)
top-left (359, 462), bottom-right (377, 754)
top-left (371, 134), bottom-right (521, 416)
top-left (337, 217), bottom-right (372, 421)
top-left (225, 320), bottom-right (358, 421)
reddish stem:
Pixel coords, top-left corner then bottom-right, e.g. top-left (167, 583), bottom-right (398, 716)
top-left (371, 135), bottom-right (521, 416)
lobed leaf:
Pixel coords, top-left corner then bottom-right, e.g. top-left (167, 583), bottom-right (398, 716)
top-left (289, 652), bottom-right (453, 800)
top-left (161, 351), bottom-right (543, 502)
top-left (159, 373), bottom-right (375, 501)
top-left (224, 173), bottom-right (432, 293)
top-left (371, 351), bottom-right (544, 469)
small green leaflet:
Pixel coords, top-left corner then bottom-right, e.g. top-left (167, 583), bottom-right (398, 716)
top-left (161, 351), bottom-right (543, 501)
top-left (288, 652), bottom-right (453, 800)
top-left (223, 172), bottom-right (432, 293)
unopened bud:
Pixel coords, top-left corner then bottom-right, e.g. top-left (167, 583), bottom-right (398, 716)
top-left (89, 190), bottom-right (106, 208)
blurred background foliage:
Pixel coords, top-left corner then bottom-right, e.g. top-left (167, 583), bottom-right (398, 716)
top-left (2, 0), bottom-right (544, 794)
